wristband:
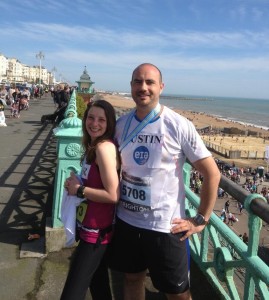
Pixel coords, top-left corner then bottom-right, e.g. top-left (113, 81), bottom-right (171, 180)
top-left (77, 185), bottom-right (86, 198)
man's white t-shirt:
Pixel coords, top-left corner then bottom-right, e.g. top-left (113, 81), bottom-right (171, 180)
top-left (115, 106), bottom-right (211, 233)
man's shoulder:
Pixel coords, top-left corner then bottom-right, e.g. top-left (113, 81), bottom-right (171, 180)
top-left (162, 106), bottom-right (192, 126)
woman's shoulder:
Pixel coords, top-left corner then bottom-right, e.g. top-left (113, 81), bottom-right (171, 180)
top-left (95, 139), bottom-right (119, 168)
top-left (96, 139), bottom-right (117, 152)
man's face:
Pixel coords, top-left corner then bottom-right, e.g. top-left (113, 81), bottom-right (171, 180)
top-left (130, 64), bottom-right (164, 110)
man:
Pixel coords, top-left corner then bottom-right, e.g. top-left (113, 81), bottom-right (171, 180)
top-left (225, 199), bottom-right (230, 213)
top-left (21, 87), bottom-right (30, 101)
top-left (56, 86), bottom-right (69, 124)
top-left (109, 63), bottom-right (220, 300)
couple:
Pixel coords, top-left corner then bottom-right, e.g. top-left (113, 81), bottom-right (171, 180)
top-left (61, 63), bottom-right (220, 300)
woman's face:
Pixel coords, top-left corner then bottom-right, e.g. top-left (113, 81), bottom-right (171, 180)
top-left (86, 106), bottom-right (107, 142)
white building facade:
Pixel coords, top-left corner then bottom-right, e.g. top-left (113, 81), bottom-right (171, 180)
top-left (0, 53), bottom-right (53, 86)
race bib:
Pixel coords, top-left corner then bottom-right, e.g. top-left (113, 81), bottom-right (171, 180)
top-left (120, 172), bottom-right (151, 211)
top-left (76, 201), bottom-right (88, 223)
top-left (81, 163), bottom-right (91, 180)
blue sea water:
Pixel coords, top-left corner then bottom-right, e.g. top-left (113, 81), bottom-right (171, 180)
top-left (159, 94), bottom-right (269, 130)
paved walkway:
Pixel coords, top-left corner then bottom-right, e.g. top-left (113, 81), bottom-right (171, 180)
top-left (0, 94), bottom-right (220, 300)
top-left (0, 95), bottom-right (65, 299)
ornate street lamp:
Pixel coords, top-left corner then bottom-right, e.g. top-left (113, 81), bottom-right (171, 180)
top-left (36, 51), bottom-right (44, 96)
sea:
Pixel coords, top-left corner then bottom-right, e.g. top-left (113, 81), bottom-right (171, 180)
top-left (122, 93), bottom-right (269, 131)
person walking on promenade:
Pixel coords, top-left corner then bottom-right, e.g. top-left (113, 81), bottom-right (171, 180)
top-left (243, 232), bottom-right (249, 244)
top-left (51, 85), bottom-right (61, 106)
top-left (237, 201), bottom-right (243, 214)
top-left (61, 100), bottom-right (120, 300)
top-left (220, 208), bottom-right (227, 223)
top-left (57, 86), bottom-right (70, 124)
top-left (12, 87), bottom-right (21, 107)
top-left (109, 63), bottom-right (221, 300)
top-left (225, 199), bottom-right (230, 213)
top-left (0, 97), bottom-right (7, 126)
top-left (228, 212), bottom-right (234, 226)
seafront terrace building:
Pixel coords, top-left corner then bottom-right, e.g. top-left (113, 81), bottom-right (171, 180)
top-left (0, 53), bottom-right (53, 85)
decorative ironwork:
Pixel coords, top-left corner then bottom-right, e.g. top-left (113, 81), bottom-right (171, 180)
top-left (66, 143), bottom-right (81, 157)
top-left (183, 163), bottom-right (269, 300)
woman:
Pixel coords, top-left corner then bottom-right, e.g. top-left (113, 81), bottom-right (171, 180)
top-left (61, 100), bottom-right (120, 300)
top-left (12, 87), bottom-right (21, 103)
top-left (0, 97), bottom-right (7, 126)
top-left (0, 86), bottom-right (8, 126)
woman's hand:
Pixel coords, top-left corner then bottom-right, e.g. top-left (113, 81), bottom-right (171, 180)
top-left (64, 172), bottom-right (81, 196)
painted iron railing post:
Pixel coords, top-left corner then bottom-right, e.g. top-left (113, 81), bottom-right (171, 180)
top-left (52, 90), bottom-right (83, 227)
top-left (183, 162), bottom-right (269, 300)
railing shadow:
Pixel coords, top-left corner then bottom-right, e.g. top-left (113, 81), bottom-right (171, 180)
top-left (0, 122), bottom-right (56, 246)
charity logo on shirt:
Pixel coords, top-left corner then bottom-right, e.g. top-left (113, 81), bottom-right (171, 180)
top-left (122, 132), bottom-right (164, 168)
top-left (133, 146), bottom-right (149, 165)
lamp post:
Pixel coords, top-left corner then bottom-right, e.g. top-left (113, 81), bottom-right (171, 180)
top-left (36, 51), bottom-right (44, 97)
top-left (51, 66), bottom-right (57, 85)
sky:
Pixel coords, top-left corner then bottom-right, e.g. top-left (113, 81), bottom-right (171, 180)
top-left (1, 0), bottom-right (269, 99)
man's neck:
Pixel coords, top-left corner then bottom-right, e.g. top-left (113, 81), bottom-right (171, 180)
top-left (135, 108), bottom-right (150, 120)
top-left (135, 103), bottom-right (161, 120)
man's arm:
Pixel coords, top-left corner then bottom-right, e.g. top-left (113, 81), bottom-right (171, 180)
top-left (192, 156), bottom-right (221, 222)
top-left (171, 156), bottom-right (220, 240)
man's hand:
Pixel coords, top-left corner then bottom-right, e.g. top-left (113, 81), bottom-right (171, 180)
top-left (170, 218), bottom-right (207, 241)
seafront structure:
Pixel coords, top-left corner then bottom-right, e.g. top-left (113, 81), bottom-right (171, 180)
top-left (76, 66), bottom-right (95, 102)
top-left (75, 66), bottom-right (95, 94)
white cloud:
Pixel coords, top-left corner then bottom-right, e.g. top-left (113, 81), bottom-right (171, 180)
top-left (2, 21), bottom-right (269, 51)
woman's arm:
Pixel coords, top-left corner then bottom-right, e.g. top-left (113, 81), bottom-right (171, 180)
top-left (66, 141), bottom-right (120, 204)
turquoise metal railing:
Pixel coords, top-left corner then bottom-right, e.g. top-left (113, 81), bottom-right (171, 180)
top-left (52, 90), bottom-right (82, 227)
top-left (183, 163), bottom-right (269, 300)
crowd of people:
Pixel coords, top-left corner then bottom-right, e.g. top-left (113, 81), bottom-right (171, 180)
top-left (0, 84), bottom-right (75, 126)
top-left (0, 84), bottom-right (45, 123)
top-left (40, 85), bottom-right (74, 125)
top-left (189, 153), bottom-right (269, 249)
top-left (215, 158), bottom-right (269, 202)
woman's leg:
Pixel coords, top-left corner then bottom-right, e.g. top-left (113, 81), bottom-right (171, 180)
top-left (60, 240), bottom-right (108, 300)
top-left (90, 252), bottom-right (112, 300)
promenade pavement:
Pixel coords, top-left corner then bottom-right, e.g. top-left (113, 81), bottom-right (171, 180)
top-left (213, 177), bottom-right (269, 250)
top-left (0, 93), bottom-right (220, 300)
